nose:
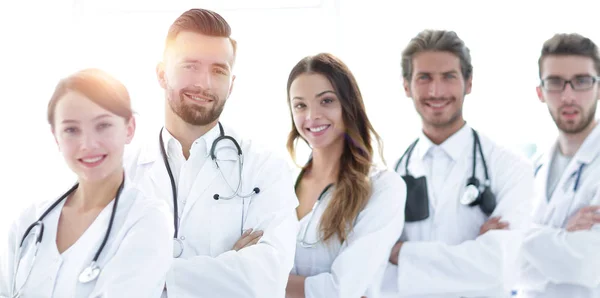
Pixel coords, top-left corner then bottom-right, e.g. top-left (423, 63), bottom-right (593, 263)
top-left (428, 80), bottom-right (446, 97)
top-left (561, 83), bottom-right (576, 104)
top-left (193, 69), bottom-right (213, 90)
top-left (80, 132), bottom-right (99, 151)
top-left (305, 104), bottom-right (322, 121)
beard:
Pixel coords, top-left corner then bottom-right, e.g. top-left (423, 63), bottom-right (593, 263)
top-left (167, 86), bottom-right (226, 126)
top-left (551, 102), bottom-right (597, 134)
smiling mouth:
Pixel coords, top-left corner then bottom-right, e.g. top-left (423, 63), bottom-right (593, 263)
top-left (78, 155), bottom-right (107, 167)
top-left (184, 93), bottom-right (213, 103)
top-left (307, 125), bottom-right (330, 132)
top-left (426, 99), bottom-right (451, 109)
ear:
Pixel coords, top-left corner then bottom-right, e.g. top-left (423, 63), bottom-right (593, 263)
top-left (125, 116), bottom-right (136, 144)
top-left (156, 62), bottom-right (167, 90)
top-left (465, 75), bottom-right (473, 95)
top-left (536, 86), bottom-right (545, 103)
top-left (403, 79), bottom-right (411, 98)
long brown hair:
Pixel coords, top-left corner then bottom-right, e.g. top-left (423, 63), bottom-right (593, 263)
top-left (286, 53), bottom-right (384, 243)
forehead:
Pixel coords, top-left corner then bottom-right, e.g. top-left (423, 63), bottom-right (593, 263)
top-left (54, 91), bottom-right (115, 120)
top-left (541, 55), bottom-right (597, 78)
top-left (412, 51), bottom-right (461, 74)
top-left (289, 73), bottom-right (334, 97)
top-left (168, 31), bottom-right (234, 67)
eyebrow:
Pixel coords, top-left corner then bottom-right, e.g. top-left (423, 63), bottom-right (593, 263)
top-left (181, 58), bottom-right (231, 71)
top-left (416, 70), bottom-right (459, 76)
top-left (292, 90), bottom-right (336, 101)
top-left (544, 73), bottom-right (594, 79)
top-left (61, 114), bottom-right (112, 124)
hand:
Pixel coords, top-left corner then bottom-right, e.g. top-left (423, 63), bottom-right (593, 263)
top-left (389, 241), bottom-right (403, 265)
top-left (566, 205), bottom-right (600, 232)
top-left (285, 274), bottom-right (306, 298)
top-left (232, 228), bottom-right (263, 251)
top-left (479, 216), bottom-right (509, 235)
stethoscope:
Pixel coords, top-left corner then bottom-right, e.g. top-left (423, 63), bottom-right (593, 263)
top-left (534, 162), bottom-right (585, 194)
top-left (159, 122), bottom-right (260, 258)
top-left (297, 183), bottom-right (334, 248)
top-left (396, 128), bottom-right (496, 217)
top-left (10, 179), bottom-right (124, 298)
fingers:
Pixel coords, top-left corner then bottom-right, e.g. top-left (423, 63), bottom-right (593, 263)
top-left (580, 205), bottom-right (600, 213)
top-left (243, 235), bottom-right (261, 248)
top-left (567, 222), bottom-right (595, 232)
top-left (479, 217), bottom-right (510, 235)
top-left (498, 221), bottom-right (510, 229)
top-left (245, 230), bottom-right (263, 244)
top-left (234, 229), bottom-right (263, 251)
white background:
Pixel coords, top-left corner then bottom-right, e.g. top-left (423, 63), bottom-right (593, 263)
top-left (1, 0), bottom-right (599, 241)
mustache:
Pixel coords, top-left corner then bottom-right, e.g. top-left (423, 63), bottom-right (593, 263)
top-left (180, 88), bottom-right (218, 101)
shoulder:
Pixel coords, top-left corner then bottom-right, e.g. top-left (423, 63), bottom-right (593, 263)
top-left (368, 166), bottom-right (407, 206)
top-left (121, 182), bottom-right (170, 219)
top-left (226, 125), bottom-right (295, 176)
top-left (10, 186), bottom-right (76, 238)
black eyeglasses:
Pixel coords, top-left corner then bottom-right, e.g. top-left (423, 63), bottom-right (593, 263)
top-left (541, 75), bottom-right (600, 92)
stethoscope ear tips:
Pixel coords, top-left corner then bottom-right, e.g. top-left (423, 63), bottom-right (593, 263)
top-left (213, 194), bottom-right (220, 200)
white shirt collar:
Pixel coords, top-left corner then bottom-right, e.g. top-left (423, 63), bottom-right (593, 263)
top-left (416, 123), bottom-right (472, 162)
top-left (160, 123), bottom-right (222, 159)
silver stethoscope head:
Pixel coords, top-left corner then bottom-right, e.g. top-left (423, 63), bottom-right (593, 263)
top-left (460, 180), bottom-right (490, 206)
top-left (78, 261), bottom-right (101, 283)
top-left (173, 238), bottom-right (184, 258)
top-left (460, 184), bottom-right (480, 205)
top-left (10, 180), bottom-right (124, 297)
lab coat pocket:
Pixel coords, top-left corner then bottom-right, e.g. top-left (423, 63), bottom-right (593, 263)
top-left (210, 199), bottom-right (244, 256)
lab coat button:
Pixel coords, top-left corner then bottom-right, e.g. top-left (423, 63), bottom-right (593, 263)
top-left (180, 236), bottom-right (186, 240)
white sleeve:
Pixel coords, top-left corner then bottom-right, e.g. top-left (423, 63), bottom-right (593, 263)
top-left (164, 158), bottom-right (300, 298)
top-left (396, 151), bottom-right (534, 297)
top-left (304, 173), bottom-right (406, 298)
top-left (517, 189), bottom-right (600, 289)
top-left (88, 201), bottom-right (174, 298)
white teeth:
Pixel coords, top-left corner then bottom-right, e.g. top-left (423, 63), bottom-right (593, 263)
top-left (309, 125), bottom-right (329, 132)
top-left (429, 101), bottom-right (448, 108)
top-left (187, 94), bottom-right (208, 102)
top-left (82, 156), bottom-right (103, 163)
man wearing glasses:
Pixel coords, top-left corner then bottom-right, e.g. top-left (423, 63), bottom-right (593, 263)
top-left (515, 33), bottom-right (600, 298)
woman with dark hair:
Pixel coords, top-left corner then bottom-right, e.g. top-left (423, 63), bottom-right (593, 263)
top-left (0, 69), bottom-right (173, 298)
top-left (285, 53), bottom-right (407, 298)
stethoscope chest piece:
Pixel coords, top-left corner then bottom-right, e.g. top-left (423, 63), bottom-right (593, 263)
top-left (78, 262), bottom-right (100, 283)
top-left (460, 184), bottom-right (480, 205)
top-left (173, 238), bottom-right (183, 258)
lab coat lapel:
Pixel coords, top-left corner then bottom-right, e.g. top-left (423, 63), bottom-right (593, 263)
top-left (543, 146), bottom-right (584, 227)
top-left (146, 140), bottom-right (175, 212)
top-left (531, 144), bottom-right (554, 224)
top-left (180, 159), bottom-right (222, 221)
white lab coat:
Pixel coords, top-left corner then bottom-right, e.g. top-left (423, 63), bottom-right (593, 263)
top-left (515, 124), bottom-right (600, 298)
top-left (0, 177), bottom-right (173, 298)
top-left (292, 167), bottom-right (406, 298)
top-left (123, 124), bottom-right (300, 298)
top-left (381, 124), bottom-right (534, 298)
